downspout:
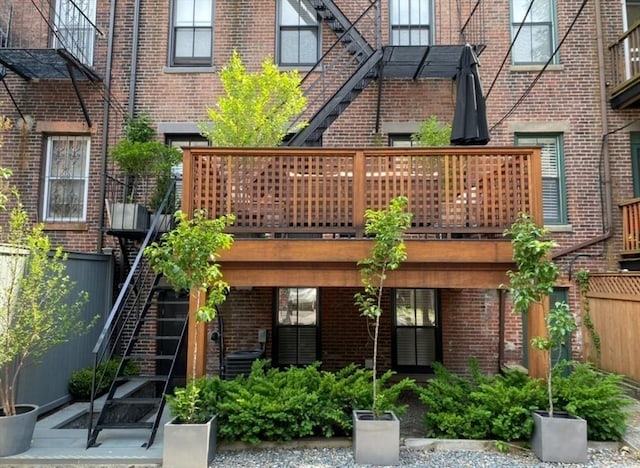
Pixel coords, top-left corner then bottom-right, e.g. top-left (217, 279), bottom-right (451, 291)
top-left (553, 0), bottom-right (612, 259)
top-left (97, 0), bottom-right (117, 252)
top-left (128, 0), bottom-right (142, 113)
top-left (498, 289), bottom-right (505, 370)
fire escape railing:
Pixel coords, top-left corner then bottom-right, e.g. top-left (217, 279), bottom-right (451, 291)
top-left (286, 0), bottom-right (379, 136)
top-left (87, 179), bottom-right (178, 447)
top-left (609, 20), bottom-right (640, 96)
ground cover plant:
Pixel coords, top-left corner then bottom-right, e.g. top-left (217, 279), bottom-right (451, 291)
top-left (417, 359), bottom-right (629, 442)
top-left (184, 360), bottom-right (415, 445)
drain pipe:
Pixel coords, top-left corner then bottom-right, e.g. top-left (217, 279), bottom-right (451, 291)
top-left (128, 0), bottom-right (141, 113)
top-left (97, 0), bottom-right (117, 252)
top-left (554, 0), bottom-right (612, 260)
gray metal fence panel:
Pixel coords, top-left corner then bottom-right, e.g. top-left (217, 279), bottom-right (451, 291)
top-left (16, 252), bottom-right (113, 414)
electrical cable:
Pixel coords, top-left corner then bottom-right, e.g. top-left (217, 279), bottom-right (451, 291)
top-left (485, 0), bottom-right (535, 99)
top-left (490, 0), bottom-right (590, 132)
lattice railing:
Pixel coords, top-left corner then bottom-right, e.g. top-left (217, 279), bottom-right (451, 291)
top-left (182, 147), bottom-right (541, 239)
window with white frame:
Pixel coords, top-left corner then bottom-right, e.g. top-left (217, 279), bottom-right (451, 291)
top-left (511, 0), bottom-right (557, 65)
top-left (277, 0), bottom-right (320, 67)
top-left (515, 133), bottom-right (565, 225)
top-left (43, 136), bottom-right (90, 222)
top-left (170, 0), bottom-right (214, 67)
top-left (389, 134), bottom-right (418, 147)
top-left (390, 0), bottom-right (431, 46)
top-left (54, 0), bottom-right (97, 66)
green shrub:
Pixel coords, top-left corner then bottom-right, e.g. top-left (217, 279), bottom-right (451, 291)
top-left (200, 360), bottom-right (415, 444)
top-left (418, 360), bottom-right (545, 441)
top-left (418, 361), bottom-right (493, 439)
top-left (553, 361), bottom-right (631, 441)
top-left (418, 359), bottom-right (630, 443)
top-left (68, 357), bottom-right (138, 400)
top-left (471, 369), bottom-right (545, 441)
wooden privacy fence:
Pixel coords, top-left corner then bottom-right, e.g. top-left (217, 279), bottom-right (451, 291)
top-left (585, 273), bottom-right (640, 383)
top-left (182, 147), bottom-right (542, 238)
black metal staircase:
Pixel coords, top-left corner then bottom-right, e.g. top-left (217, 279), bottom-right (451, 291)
top-left (87, 180), bottom-right (186, 449)
top-left (286, 0), bottom-right (487, 147)
top-left (285, 0), bottom-right (381, 146)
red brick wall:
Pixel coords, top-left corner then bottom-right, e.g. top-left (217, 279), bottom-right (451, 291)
top-left (207, 286), bottom-right (519, 377)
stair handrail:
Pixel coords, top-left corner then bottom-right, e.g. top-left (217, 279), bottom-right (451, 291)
top-left (87, 178), bottom-right (178, 447)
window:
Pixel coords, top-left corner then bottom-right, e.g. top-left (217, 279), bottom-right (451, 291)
top-left (393, 289), bottom-right (439, 371)
top-left (165, 134), bottom-right (208, 212)
top-left (54, 0), bottom-right (97, 66)
top-left (275, 288), bottom-right (318, 366)
top-left (170, 0), bottom-right (214, 67)
top-left (390, 0), bottom-right (431, 46)
top-left (43, 136), bottom-right (90, 222)
top-left (389, 134), bottom-right (417, 147)
top-left (277, 0), bottom-right (320, 67)
top-left (625, 0), bottom-right (640, 30)
top-left (516, 134), bottom-right (565, 225)
top-left (511, 0), bottom-right (556, 64)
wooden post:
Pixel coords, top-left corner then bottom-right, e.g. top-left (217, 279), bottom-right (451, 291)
top-left (353, 150), bottom-right (365, 237)
top-left (186, 290), bottom-right (207, 379)
top-left (527, 297), bottom-right (550, 379)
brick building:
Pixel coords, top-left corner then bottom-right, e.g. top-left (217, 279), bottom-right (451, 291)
top-left (0, 0), bottom-right (638, 390)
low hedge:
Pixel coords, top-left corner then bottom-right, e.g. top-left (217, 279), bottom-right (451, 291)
top-left (417, 359), bottom-right (630, 442)
top-left (182, 360), bottom-right (416, 445)
top-left (68, 357), bottom-right (139, 400)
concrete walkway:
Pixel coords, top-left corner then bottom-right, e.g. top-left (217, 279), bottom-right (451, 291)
top-left (0, 397), bottom-right (639, 467)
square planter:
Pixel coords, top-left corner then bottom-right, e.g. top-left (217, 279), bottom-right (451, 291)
top-left (531, 411), bottom-right (587, 463)
top-left (109, 203), bottom-right (149, 230)
top-left (353, 410), bottom-right (400, 466)
top-left (163, 415), bottom-right (216, 468)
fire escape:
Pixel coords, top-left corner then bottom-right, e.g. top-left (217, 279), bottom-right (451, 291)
top-left (0, 0), bottom-right (102, 126)
top-left (286, 0), bottom-right (486, 146)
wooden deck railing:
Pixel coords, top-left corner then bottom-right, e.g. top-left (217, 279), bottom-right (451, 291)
top-left (609, 21), bottom-right (640, 97)
top-left (182, 147), bottom-right (542, 239)
top-left (621, 197), bottom-right (640, 255)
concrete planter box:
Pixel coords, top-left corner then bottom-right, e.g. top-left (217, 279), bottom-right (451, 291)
top-left (531, 411), bottom-right (588, 463)
top-left (109, 203), bottom-right (149, 230)
top-left (0, 404), bottom-right (38, 456)
top-left (353, 410), bottom-right (399, 466)
top-left (163, 415), bottom-right (216, 468)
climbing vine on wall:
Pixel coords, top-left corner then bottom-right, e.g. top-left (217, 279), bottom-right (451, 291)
top-left (576, 269), bottom-right (601, 362)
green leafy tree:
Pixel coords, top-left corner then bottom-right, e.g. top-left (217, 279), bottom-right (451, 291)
top-left (354, 196), bottom-right (412, 415)
top-left (0, 189), bottom-right (92, 416)
top-left (144, 209), bottom-right (234, 422)
top-left (411, 115), bottom-right (452, 147)
top-left (504, 213), bottom-right (577, 417)
top-left (200, 51), bottom-right (307, 147)
top-left (109, 113), bottom-right (182, 202)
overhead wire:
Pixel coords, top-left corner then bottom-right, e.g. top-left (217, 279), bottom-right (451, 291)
top-left (485, 0), bottom-right (535, 99)
top-left (489, 0), bottom-right (590, 132)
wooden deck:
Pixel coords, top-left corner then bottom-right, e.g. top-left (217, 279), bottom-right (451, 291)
top-left (180, 147), bottom-right (542, 288)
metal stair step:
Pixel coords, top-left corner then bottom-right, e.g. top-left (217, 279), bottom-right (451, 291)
top-left (116, 375), bottom-right (169, 382)
top-left (128, 354), bottom-right (176, 360)
top-left (108, 397), bottom-right (162, 405)
top-left (97, 421), bottom-right (154, 430)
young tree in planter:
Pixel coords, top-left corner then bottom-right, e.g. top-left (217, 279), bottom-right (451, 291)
top-left (354, 196), bottom-right (412, 415)
top-left (503, 213), bottom-right (577, 416)
top-left (0, 179), bottom-right (92, 455)
top-left (143, 209), bottom-right (234, 423)
top-left (504, 213), bottom-right (586, 463)
top-left (199, 51), bottom-right (307, 147)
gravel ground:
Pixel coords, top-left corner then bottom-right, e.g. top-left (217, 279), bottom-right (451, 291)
top-left (212, 446), bottom-right (640, 467)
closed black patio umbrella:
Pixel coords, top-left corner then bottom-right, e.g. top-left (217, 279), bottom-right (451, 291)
top-left (450, 44), bottom-right (490, 146)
